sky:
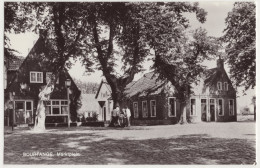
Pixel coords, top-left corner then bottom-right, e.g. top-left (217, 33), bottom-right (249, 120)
top-left (6, 1), bottom-right (256, 110)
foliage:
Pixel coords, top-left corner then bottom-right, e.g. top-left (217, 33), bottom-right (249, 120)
top-left (5, 2), bottom-right (94, 75)
top-left (222, 2), bottom-right (255, 90)
top-left (6, 2), bottom-right (210, 109)
top-left (86, 112), bottom-right (99, 122)
top-left (4, 2), bottom-right (23, 60)
top-left (153, 27), bottom-right (221, 102)
top-left (240, 106), bottom-right (251, 115)
top-left (73, 78), bottom-right (99, 94)
top-left (82, 2), bottom-right (209, 107)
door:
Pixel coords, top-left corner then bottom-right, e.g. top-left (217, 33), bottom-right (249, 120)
top-left (98, 101), bottom-right (106, 121)
top-left (201, 99), bottom-right (207, 121)
top-left (15, 101), bottom-right (25, 124)
top-left (14, 101), bottom-right (33, 124)
top-left (103, 106), bottom-right (106, 121)
top-left (209, 99), bottom-right (215, 121)
top-left (25, 101), bottom-right (33, 124)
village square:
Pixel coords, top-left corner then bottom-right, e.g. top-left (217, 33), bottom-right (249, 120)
top-left (3, 1), bottom-right (256, 165)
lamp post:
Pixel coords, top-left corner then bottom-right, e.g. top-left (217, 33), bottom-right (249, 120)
top-left (65, 79), bottom-right (71, 128)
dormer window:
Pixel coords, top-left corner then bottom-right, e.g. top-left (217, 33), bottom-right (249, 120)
top-left (224, 82), bottom-right (228, 91)
top-left (217, 82), bottom-right (222, 90)
top-left (30, 71), bottom-right (43, 83)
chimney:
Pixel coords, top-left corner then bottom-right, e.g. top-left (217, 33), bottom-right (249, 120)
top-left (217, 58), bottom-right (224, 69)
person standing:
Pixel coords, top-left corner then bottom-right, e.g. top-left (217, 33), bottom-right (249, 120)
top-left (115, 106), bottom-right (121, 127)
top-left (109, 107), bottom-right (118, 127)
top-left (119, 108), bottom-right (126, 127)
top-left (125, 106), bottom-right (131, 127)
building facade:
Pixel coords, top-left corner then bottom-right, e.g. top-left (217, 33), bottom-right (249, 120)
top-left (96, 59), bottom-right (237, 125)
top-left (95, 80), bottom-right (114, 122)
top-left (4, 31), bottom-right (81, 127)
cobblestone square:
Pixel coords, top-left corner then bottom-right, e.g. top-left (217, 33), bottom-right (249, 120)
top-left (4, 121), bottom-right (255, 165)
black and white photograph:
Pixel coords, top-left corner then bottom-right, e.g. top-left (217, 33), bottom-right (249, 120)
top-left (2, 0), bottom-right (257, 165)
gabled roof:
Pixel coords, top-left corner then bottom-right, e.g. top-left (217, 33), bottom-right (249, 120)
top-left (95, 59), bottom-right (234, 99)
top-left (95, 79), bottom-right (112, 99)
top-left (6, 31), bottom-right (81, 99)
top-left (124, 72), bottom-right (166, 98)
top-left (7, 56), bottom-right (25, 71)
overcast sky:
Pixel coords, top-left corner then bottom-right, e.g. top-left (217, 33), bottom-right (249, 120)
top-left (6, 1), bottom-right (256, 109)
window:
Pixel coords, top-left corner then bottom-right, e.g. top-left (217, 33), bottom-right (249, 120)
top-left (26, 102), bottom-right (32, 110)
top-left (190, 99), bottom-right (196, 116)
top-left (217, 82), bottom-right (222, 90)
top-left (16, 102), bottom-right (24, 110)
top-left (168, 97), bottom-right (176, 117)
top-left (46, 100), bottom-right (69, 115)
top-left (30, 72), bottom-right (43, 83)
top-left (133, 102), bottom-right (138, 118)
top-left (229, 99), bottom-right (234, 115)
top-left (46, 72), bottom-right (59, 84)
top-left (142, 101), bottom-right (148, 118)
top-left (224, 82), bottom-right (228, 91)
top-left (150, 100), bottom-right (156, 117)
top-left (218, 99), bottom-right (224, 116)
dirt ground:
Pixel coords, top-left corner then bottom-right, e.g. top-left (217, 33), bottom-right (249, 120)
top-left (4, 120), bottom-right (255, 165)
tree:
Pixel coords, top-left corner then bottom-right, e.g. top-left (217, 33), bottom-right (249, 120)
top-left (72, 78), bottom-right (99, 94)
top-left (222, 2), bottom-right (255, 90)
top-left (82, 2), bottom-right (209, 108)
top-left (4, 2), bottom-right (23, 60)
top-left (151, 26), bottom-right (221, 123)
top-left (7, 2), bottom-right (209, 126)
top-left (5, 2), bottom-right (88, 130)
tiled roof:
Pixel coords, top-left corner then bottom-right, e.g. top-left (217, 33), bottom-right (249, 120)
top-left (124, 67), bottom-right (221, 98)
top-left (7, 56), bottom-right (25, 71)
top-left (124, 72), bottom-right (166, 98)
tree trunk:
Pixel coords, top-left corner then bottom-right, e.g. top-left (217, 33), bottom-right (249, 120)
top-left (111, 91), bottom-right (123, 109)
top-left (33, 100), bottom-right (46, 132)
top-left (33, 82), bottom-right (54, 132)
top-left (179, 102), bottom-right (188, 124)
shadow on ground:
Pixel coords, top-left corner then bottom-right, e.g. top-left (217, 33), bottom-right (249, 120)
top-left (4, 131), bottom-right (255, 165)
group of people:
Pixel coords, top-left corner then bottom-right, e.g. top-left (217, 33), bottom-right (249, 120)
top-left (109, 106), bottom-right (131, 127)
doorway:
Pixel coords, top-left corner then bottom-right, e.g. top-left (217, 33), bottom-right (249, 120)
top-left (201, 99), bottom-right (207, 121)
top-left (14, 100), bottom-right (33, 125)
top-left (209, 99), bottom-right (216, 121)
top-left (103, 106), bottom-right (106, 121)
top-left (98, 101), bottom-right (106, 121)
